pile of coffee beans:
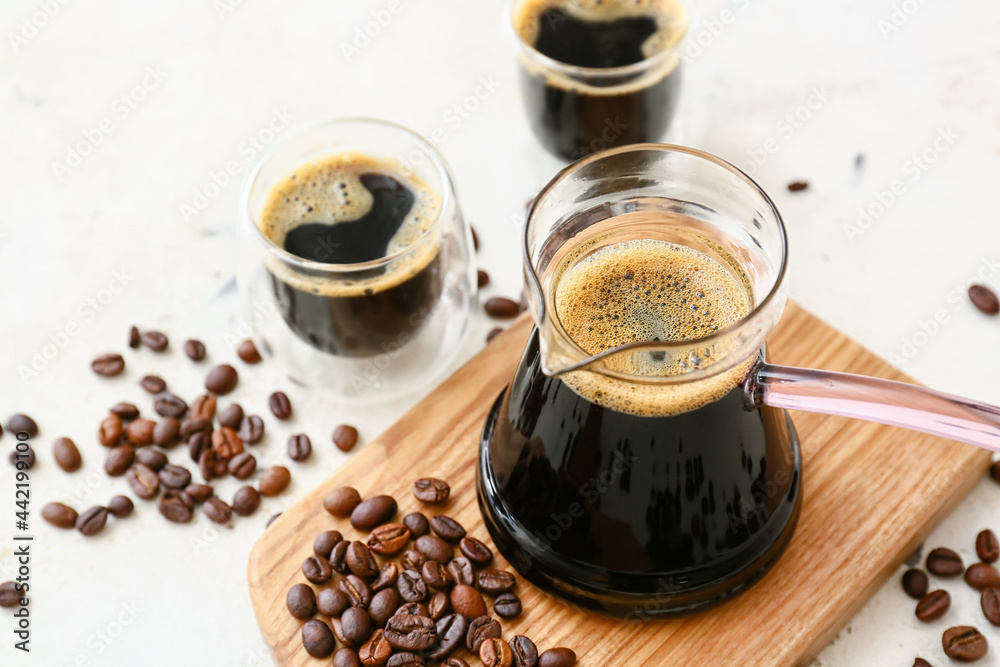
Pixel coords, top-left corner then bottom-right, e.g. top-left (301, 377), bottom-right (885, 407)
top-left (285, 477), bottom-right (577, 666)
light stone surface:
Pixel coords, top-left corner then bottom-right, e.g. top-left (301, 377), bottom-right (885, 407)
top-left (1, 0), bottom-right (999, 664)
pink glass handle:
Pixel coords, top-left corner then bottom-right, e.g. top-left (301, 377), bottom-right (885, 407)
top-left (747, 364), bottom-right (1000, 453)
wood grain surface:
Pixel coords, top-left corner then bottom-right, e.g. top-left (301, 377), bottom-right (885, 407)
top-left (248, 302), bottom-right (991, 666)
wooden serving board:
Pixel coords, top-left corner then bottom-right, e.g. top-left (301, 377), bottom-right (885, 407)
top-left (248, 302), bottom-right (991, 666)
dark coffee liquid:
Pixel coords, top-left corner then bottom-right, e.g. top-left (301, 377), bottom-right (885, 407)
top-left (261, 156), bottom-right (442, 358)
top-left (516, 2), bottom-right (684, 160)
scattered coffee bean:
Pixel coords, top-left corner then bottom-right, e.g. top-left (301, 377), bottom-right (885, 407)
top-left (942, 626), bottom-right (988, 662)
top-left (10, 446), bottom-right (35, 469)
top-left (126, 463), bottom-right (160, 499)
top-left (140, 330), bottom-right (169, 351)
top-left (287, 433), bottom-right (312, 461)
top-left (351, 495), bottom-right (398, 530)
top-left (341, 606), bottom-right (374, 646)
top-left (981, 588), bottom-right (1000, 626)
top-left (916, 590), bottom-right (951, 621)
top-left (333, 648), bottom-right (362, 667)
top-left (77, 506), bottom-right (109, 535)
top-left (314, 530), bottom-right (344, 558)
top-left (159, 464), bottom-right (192, 489)
top-left (966, 563), bottom-right (1000, 591)
top-left (458, 536), bottom-right (494, 567)
top-left (787, 181), bottom-right (810, 192)
top-left (42, 502), bottom-right (78, 529)
top-left (92, 353), bottom-right (125, 377)
top-left (303, 554), bottom-right (334, 584)
top-left (347, 541), bottom-right (379, 579)
top-left (212, 427), bottom-right (244, 459)
top-left (129, 326), bottom-right (141, 349)
top-left (372, 562), bottom-right (400, 592)
top-left (181, 418), bottom-right (213, 441)
top-left (330, 540), bottom-right (351, 574)
top-left (478, 569), bottom-right (516, 596)
top-left (334, 424), bottom-right (360, 452)
top-left (269, 391), bottom-right (292, 419)
top-left (303, 618), bottom-right (336, 658)
top-left (447, 558), bottom-right (475, 587)
top-left (238, 415), bottom-right (265, 443)
top-left (217, 404), bottom-right (244, 429)
top-left (125, 418), bottom-right (156, 446)
top-left (481, 637), bottom-right (514, 667)
top-left (413, 478), bottom-right (450, 504)
top-left (0, 581), bottom-right (21, 608)
top-left (430, 515), bottom-right (465, 543)
top-left (190, 394), bottom-right (217, 421)
top-left (428, 591), bottom-right (451, 621)
top-left (7, 414), bottom-right (38, 437)
top-left (326, 486), bottom-right (363, 517)
top-left (110, 402), bottom-right (140, 420)
top-left (466, 615), bottom-right (501, 652)
top-left (184, 339), bottom-right (206, 361)
top-left (494, 593), bottom-right (521, 619)
top-left (368, 523), bottom-right (410, 557)
top-left (970, 285), bottom-right (1000, 315)
top-left (509, 636), bottom-right (537, 667)
top-left (977, 530), bottom-right (1000, 563)
top-left (140, 375), bottom-right (167, 394)
top-left (422, 560), bottom-right (454, 591)
top-left (443, 660), bottom-right (470, 667)
top-left (401, 550), bottom-right (427, 572)
top-left (927, 547), bottom-right (964, 577)
top-left (108, 495), bottom-right (134, 518)
top-left (152, 418), bottom-right (180, 447)
top-left (135, 448), bottom-right (168, 471)
top-left (154, 392), bottom-right (188, 419)
top-left (98, 414), bottom-right (123, 446)
top-left (428, 613), bottom-right (467, 660)
top-left (159, 492), bottom-right (194, 523)
top-left (228, 451), bottom-right (257, 479)
top-left (287, 583), bottom-right (317, 620)
top-left (188, 431), bottom-right (212, 462)
top-left (360, 628), bottom-right (394, 662)
top-left (104, 445), bottom-right (134, 476)
top-left (416, 535), bottom-right (452, 564)
top-left (384, 614), bottom-right (437, 651)
top-left (912, 659), bottom-right (931, 667)
top-left (199, 448), bottom-right (227, 481)
top-left (484, 297), bottom-right (520, 319)
top-left (184, 484), bottom-right (214, 503)
top-left (370, 588), bottom-right (401, 627)
top-left (403, 512), bottom-right (429, 538)
top-left (318, 588), bottom-right (351, 617)
top-left (203, 497), bottom-right (232, 524)
top-left (205, 364), bottom-right (239, 394)
top-left (237, 339), bottom-right (262, 363)
top-left (471, 226), bottom-right (479, 251)
top-left (259, 465), bottom-right (291, 496)
top-left (398, 569), bottom-right (429, 603)
top-left (450, 585), bottom-right (487, 620)
top-left (232, 486), bottom-right (261, 516)
top-left (538, 648), bottom-right (577, 667)
top-left (486, 327), bottom-right (503, 343)
top-left (388, 651), bottom-right (426, 667)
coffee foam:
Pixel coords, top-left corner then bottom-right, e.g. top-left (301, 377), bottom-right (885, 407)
top-left (514, 0), bottom-right (687, 95)
top-left (258, 153), bottom-right (442, 297)
top-left (553, 238), bottom-right (754, 417)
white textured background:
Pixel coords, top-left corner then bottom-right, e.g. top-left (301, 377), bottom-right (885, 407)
top-left (1, 0), bottom-right (999, 665)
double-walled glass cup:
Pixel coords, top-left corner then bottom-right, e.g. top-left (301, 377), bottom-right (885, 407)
top-left (238, 118), bottom-right (475, 401)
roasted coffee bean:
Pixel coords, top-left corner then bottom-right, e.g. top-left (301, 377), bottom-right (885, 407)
top-left (154, 392), bottom-right (188, 419)
top-left (52, 437), bottom-right (82, 472)
top-left (104, 445), bottom-right (134, 476)
top-left (366, 562), bottom-right (399, 595)
top-left (494, 593), bottom-right (522, 619)
top-left (478, 569), bottom-right (515, 596)
top-left (942, 626), bottom-right (988, 662)
top-left (8, 446), bottom-right (34, 469)
top-left (398, 569), bottom-right (428, 603)
top-left (98, 414), bottom-right (123, 447)
top-left (303, 555), bottom-right (334, 585)
top-left (403, 513), bottom-right (429, 538)
top-left (330, 540), bottom-right (352, 574)
top-left (430, 515), bottom-right (465, 543)
top-left (486, 327), bottom-right (503, 343)
top-left (459, 537), bottom-right (493, 566)
top-left (110, 402), bottom-right (140, 420)
top-left (387, 653), bottom-right (425, 667)
top-left (450, 585), bottom-right (487, 620)
top-left (538, 648), bottom-right (577, 667)
top-left (92, 353), bottom-right (125, 377)
top-left (421, 560), bottom-right (454, 591)
top-left (970, 285), bottom-right (1000, 315)
top-left (982, 588), bottom-right (1000, 626)
top-left (140, 330), bottom-right (169, 351)
top-left (401, 550), bottom-right (427, 572)
top-left (477, 269), bottom-right (490, 288)
top-left (200, 448), bottom-right (228, 481)
top-left (966, 563), bottom-right (1000, 591)
top-left (159, 492), bottom-right (194, 523)
top-left (340, 607), bottom-right (374, 646)
top-left (384, 614), bottom-right (437, 651)
top-left (140, 375), bottom-right (167, 394)
top-left (347, 541), bottom-right (379, 579)
top-left (212, 427), bottom-right (244, 460)
top-left (787, 180), bottom-right (810, 192)
top-left (232, 486), bottom-right (261, 516)
top-left (340, 574), bottom-right (373, 608)
top-left (135, 448), bottom-right (168, 471)
top-left (269, 391), bottom-right (293, 419)
top-left (184, 338), bottom-right (206, 361)
top-left (428, 614), bottom-right (468, 660)
top-left (368, 523), bottom-right (410, 557)
top-left (8, 414), bottom-right (38, 437)
top-left (978, 530), bottom-right (1000, 563)
top-left (351, 495), bottom-right (398, 530)
top-left (238, 415), bottom-right (265, 443)
top-left (369, 589), bottom-right (400, 627)
top-left (445, 559), bottom-right (472, 589)
top-left (394, 603), bottom-right (429, 618)
top-left (217, 404), bottom-right (244, 429)
top-left (190, 394), bottom-right (217, 421)
top-left (42, 502), bottom-right (78, 529)
top-left (319, 588), bottom-right (351, 617)
top-left (287, 433), bottom-right (312, 461)
top-left (129, 326), bottom-right (141, 348)
top-left (916, 590), bottom-right (951, 621)
top-left (334, 648), bottom-right (362, 667)
top-left (509, 636), bottom-right (537, 667)
top-left (442, 660), bottom-right (470, 667)
top-left (259, 465), bottom-right (291, 496)
top-left (326, 486), bottom-right (363, 517)
top-left (181, 418), bottom-right (213, 441)
top-left (359, 628), bottom-right (393, 664)
top-left (480, 638), bottom-right (514, 667)
top-left (927, 548), bottom-right (964, 577)
top-left (412, 478), bottom-right (450, 504)
top-left (159, 463), bottom-right (192, 489)
top-left (416, 535), bottom-right (452, 564)
top-left (184, 483), bottom-right (214, 503)
top-left (287, 583), bottom-right (317, 620)
top-left (203, 497), bottom-right (232, 524)
top-left (0, 581), bottom-right (22, 608)
top-left (484, 297), bottom-right (520, 319)
top-left (126, 463), bottom-right (160, 499)
top-left (334, 424), bottom-right (359, 452)
top-left (205, 364), bottom-right (239, 394)
top-left (125, 418), bottom-right (156, 446)
top-left (188, 431), bottom-right (212, 462)
top-left (77, 506), bottom-right (109, 535)
top-left (237, 339), bottom-right (262, 363)
top-left (466, 615), bottom-right (501, 653)
top-left (313, 530), bottom-right (344, 559)
top-left (303, 619), bottom-right (336, 658)
top-left (107, 495), bottom-right (134, 517)
top-left (152, 417), bottom-right (180, 447)
top-left (428, 591), bottom-right (451, 620)
top-left (228, 451), bottom-right (257, 479)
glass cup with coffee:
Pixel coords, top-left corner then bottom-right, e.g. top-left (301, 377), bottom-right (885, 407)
top-left (477, 144), bottom-right (1000, 617)
top-left (239, 118), bottom-right (475, 401)
top-left (509, 0), bottom-right (689, 160)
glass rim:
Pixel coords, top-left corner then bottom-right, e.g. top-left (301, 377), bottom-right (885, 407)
top-left (506, 0), bottom-right (689, 81)
top-left (240, 116), bottom-right (456, 274)
top-left (524, 143), bottom-right (789, 363)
